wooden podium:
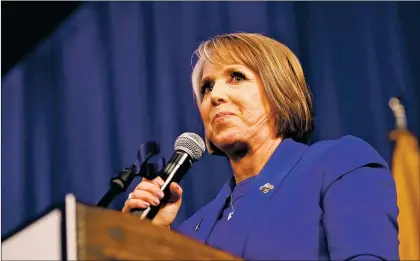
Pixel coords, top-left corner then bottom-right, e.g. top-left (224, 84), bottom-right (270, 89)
top-left (2, 194), bottom-right (242, 260)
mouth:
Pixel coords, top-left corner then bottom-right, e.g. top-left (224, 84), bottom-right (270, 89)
top-left (212, 112), bottom-right (235, 123)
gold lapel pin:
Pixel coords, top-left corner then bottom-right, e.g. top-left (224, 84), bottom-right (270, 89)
top-left (259, 183), bottom-right (274, 193)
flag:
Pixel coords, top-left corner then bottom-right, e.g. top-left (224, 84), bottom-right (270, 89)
top-left (389, 129), bottom-right (420, 260)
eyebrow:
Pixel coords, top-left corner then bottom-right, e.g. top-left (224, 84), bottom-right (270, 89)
top-left (200, 65), bottom-right (248, 86)
top-left (200, 75), bottom-right (214, 87)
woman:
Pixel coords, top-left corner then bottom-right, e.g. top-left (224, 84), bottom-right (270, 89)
top-left (122, 33), bottom-right (399, 260)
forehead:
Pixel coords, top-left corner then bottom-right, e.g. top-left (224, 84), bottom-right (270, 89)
top-left (202, 62), bottom-right (218, 77)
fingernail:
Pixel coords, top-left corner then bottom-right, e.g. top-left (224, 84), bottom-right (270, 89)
top-left (143, 202), bottom-right (150, 207)
top-left (153, 198), bottom-right (160, 205)
top-left (157, 179), bottom-right (164, 186)
top-left (157, 190), bottom-right (164, 199)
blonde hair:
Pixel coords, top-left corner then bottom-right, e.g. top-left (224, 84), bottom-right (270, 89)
top-left (191, 33), bottom-right (314, 155)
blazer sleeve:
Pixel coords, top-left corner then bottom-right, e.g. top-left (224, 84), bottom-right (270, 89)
top-left (321, 136), bottom-right (399, 260)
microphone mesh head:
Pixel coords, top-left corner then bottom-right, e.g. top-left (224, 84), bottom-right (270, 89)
top-left (174, 132), bottom-right (206, 161)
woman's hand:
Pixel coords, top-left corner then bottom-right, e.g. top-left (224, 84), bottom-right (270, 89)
top-left (122, 176), bottom-right (183, 227)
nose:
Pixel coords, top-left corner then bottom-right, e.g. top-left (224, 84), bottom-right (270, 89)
top-left (210, 81), bottom-right (228, 106)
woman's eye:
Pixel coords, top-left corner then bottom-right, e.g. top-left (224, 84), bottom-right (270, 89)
top-left (200, 81), bottom-right (213, 96)
top-left (230, 72), bottom-right (246, 83)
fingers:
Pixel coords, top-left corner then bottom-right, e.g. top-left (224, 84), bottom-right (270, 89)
top-left (122, 193), bottom-right (150, 213)
top-left (122, 190), bottom-right (161, 213)
top-left (140, 177), bottom-right (182, 203)
top-left (122, 176), bottom-right (183, 214)
top-left (122, 177), bottom-right (183, 213)
top-left (122, 177), bottom-right (164, 213)
top-left (142, 176), bottom-right (164, 187)
top-left (136, 180), bottom-right (165, 200)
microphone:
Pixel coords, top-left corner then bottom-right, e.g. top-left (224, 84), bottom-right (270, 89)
top-left (131, 132), bottom-right (206, 220)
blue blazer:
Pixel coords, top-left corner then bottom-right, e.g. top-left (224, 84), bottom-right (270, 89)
top-left (176, 136), bottom-right (399, 260)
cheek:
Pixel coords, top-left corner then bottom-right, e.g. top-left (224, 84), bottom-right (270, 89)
top-left (236, 91), bottom-right (268, 118)
top-left (241, 105), bottom-right (266, 124)
top-left (199, 103), bottom-right (212, 126)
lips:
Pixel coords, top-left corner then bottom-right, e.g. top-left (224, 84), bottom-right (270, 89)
top-left (212, 112), bottom-right (235, 123)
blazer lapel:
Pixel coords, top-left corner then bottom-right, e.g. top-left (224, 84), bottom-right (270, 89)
top-left (192, 180), bottom-right (232, 243)
top-left (207, 138), bottom-right (309, 257)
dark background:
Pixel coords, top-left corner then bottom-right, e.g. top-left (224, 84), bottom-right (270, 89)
top-left (2, 1), bottom-right (83, 76)
top-left (2, 1), bottom-right (419, 80)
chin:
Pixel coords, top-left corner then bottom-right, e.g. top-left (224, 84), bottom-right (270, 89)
top-left (210, 129), bottom-right (244, 150)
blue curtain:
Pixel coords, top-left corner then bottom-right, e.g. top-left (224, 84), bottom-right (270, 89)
top-left (2, 1), bottom-right (420, 237)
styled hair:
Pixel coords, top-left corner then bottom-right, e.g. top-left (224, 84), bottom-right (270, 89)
top-left (191, 33), bottom-right (314, 155)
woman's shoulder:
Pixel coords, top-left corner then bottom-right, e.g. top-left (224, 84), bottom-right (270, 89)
top-left (298, 135), bottom-right (390, 188)
top-left (304, 135), bottom-right (389, 168)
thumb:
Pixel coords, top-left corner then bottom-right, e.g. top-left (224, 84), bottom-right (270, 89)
top-left (168, 182), bottom-right (183, 203)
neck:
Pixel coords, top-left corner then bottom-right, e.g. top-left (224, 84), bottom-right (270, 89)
top-left (227, 136), bottom-right (282, 184)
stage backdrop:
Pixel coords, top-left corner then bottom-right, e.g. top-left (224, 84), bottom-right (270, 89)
top-left (2, 1), bottom-right (420, 237)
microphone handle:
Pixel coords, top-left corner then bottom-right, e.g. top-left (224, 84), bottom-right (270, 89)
top-left (130, 151), bottom-right (192, 220)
